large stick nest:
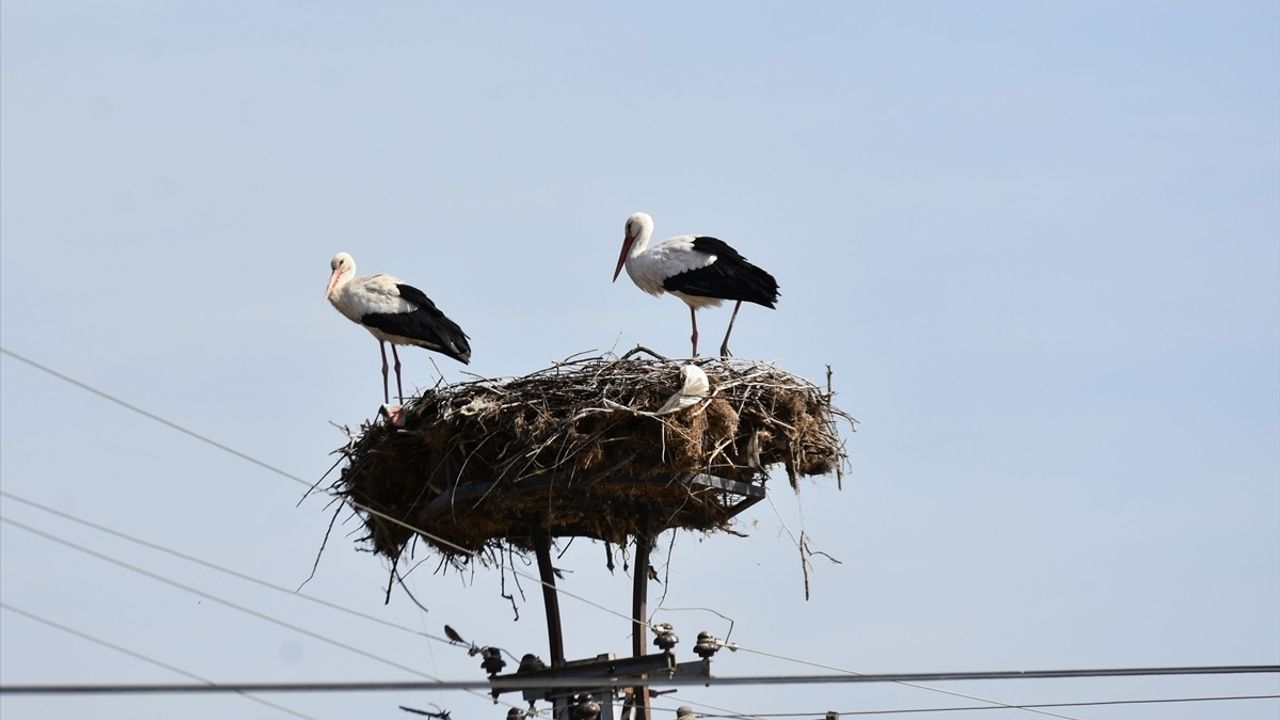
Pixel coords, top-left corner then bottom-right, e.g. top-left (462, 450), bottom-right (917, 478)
top-left (330, 349), bottom-right (854, 564)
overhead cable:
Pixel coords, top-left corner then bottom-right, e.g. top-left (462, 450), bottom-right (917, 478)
top-left (2, 665), bottom-right (1275, 695)
top-left (0, 602), bottom-right (318, 720)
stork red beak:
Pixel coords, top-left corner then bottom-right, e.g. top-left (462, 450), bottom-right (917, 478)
top-left (325, 267), bottom-right (342, 297)
top-left (612, 235), bottom-right (633, 282)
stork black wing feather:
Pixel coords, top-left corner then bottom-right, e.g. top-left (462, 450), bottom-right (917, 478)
top-left (359, 283), bottom-right (472, 364)
top-left (661, 237), bottom-right (780, 308)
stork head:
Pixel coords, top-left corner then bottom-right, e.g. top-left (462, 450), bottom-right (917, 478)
top-left (614, 211), bottom-right (653, 282)
top-left (326, 252), bottom-right (356, 297)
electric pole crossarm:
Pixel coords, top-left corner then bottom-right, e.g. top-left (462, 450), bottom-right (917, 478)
top-left (488, 653), bottom-right (677, 697)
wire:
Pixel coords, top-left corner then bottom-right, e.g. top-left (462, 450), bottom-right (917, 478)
top-left (651, 607), bottom-right (736, 644)
top-left (0, 489), bottom-right (456, 647)
top-left (661, 693), bottom-right (769, 720)
top-left (0, 515), bottom-right (430, 676)
top-left (689, 694), bottom-right (1280, 717)
top-left (0, 348), bottom-right (302, 486)
top-left (2, 666), bottom-right (1275, 694)
top-left (0, 602), bottom-right (319, 720)
top-left (742, 497), bottom-right (1078, 720)
top-left (0, 489), bottom-right (537, 708)
top-left (0, 515), bottom-right (534, 714)
top-left (3, 502), bottom-right (1275, 709)
top-left (726, 644), bottom-right (1083, 720)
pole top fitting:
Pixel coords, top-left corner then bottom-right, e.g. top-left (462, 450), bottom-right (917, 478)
top-left (570, 694), bottom-right (602, 720)
top-left (479, 647), bottom-right (507, 676)
top-left (517, 653), bottom-right (547, 673)
top-left (694, 631), bottom-right (720, 659)
top-left (652, 622), bottom-right (679, 651)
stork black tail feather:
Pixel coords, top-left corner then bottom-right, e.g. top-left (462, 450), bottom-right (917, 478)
top-left (427, 320), bottom-right (472, 364)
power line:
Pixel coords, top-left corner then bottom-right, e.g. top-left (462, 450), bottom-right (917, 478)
top-left (0, 489), bottom-right (455, 648)
top-left (684, 693), bottom-right (1280, 717)
top-left (724, 645), bottom-right (1084, 720)
top-left (662, 692), bottom-right (770, 720)
top-left (0, 602), bottom-right (319, 720)
top-left (0, 348), bottom-right (301, 485)
top-left (0, 514), bottom-right (533, 715)
top-left (0, 515), bottom-right (429, 677)
top-left (3, 666), bottom-right (1275, 694)
top-left (0, 493), bottom-right (756, 718)
top-left (0, 490), bottom-right (533, 708)
top-left (0, 489), bottom-right (918, 720)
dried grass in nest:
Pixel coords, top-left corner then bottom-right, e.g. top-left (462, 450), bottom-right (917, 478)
top-left (329, 347), bottom-right (855, 567)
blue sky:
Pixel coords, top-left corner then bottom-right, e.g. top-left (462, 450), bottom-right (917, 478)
top-left (2, 2), bottom-right (1278, 719)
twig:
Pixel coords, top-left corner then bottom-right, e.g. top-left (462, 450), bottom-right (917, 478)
top-left (295, 503), bottom-right (343, 592)
top-left (399, 703), bottom-right (451, 719)
top-left (800, 531), bottom-right (811, 601)
top-left (654, 531), bottom-right (677, 611)
top-left (393, 566), bottom-right (432, 615)
top-left (428, 356), bottom-right (444, 391)
top-left (297, 454), bottom-right (346, 507)
top-left (619, 345), bottom-right (669, 361)
top-left (508, 545), bottom-right (527, 602)
top-left (554, 348), bottom-right (599, 366)
top-left (555, 536), bottom-right (576, 560)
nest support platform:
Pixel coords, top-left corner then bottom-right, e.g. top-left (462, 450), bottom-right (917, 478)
top-left (419, 471), bottom-right (766, 548)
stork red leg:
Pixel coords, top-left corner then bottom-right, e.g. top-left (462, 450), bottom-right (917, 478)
top-left (719, 300), bottom-right (742, 357)
top-left (390, 344), bottom-right (404, 403)
top-left (378, 341), bottom-right (390, 404)
top-left (689, 305), bottom-right (699, 357)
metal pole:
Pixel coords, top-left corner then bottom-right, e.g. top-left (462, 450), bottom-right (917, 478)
top-left (533, 532), bottom-right (566, 669)
top-left (631, 510), bottom-right (654, 720)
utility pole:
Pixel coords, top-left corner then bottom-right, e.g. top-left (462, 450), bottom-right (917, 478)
top-left (630, 509), bottom-right (655, 720)
top-left (532, 530), bottom-right (566, 668)
top-left (466, 475), bottom-right (754, 720)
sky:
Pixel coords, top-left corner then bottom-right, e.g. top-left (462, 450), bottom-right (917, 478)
top-left (1, 1), bottom-right (1278, 719)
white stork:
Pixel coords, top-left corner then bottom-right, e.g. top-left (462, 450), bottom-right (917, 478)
top-left (325, 252), bottom-right (471, 404)
top-left (612, 212), bottom-right (779, 357)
